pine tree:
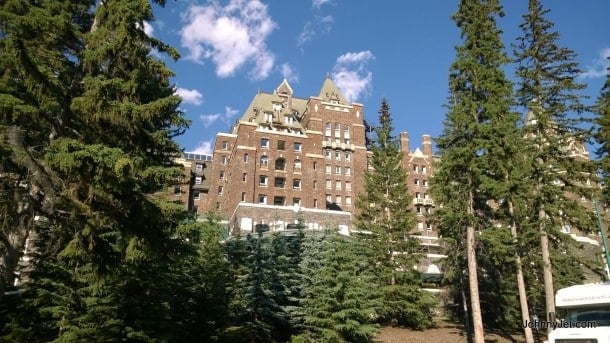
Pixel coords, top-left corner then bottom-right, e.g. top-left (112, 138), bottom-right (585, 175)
top-left (432, 1), bottom-right (517, 341)
top-left (355, 98), bottom-right (434, 328)
top-left (294, 230), bottom-right (380, 343)
top-left (514, 0), bottom-right (597, 333)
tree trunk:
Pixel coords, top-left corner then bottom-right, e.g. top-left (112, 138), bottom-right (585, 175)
top-left (508, 200), bottom-right (534, 343)
top-left (467, 223), bottom-right (484, 343)
top-left (540, 216), bottom-right (555, 336)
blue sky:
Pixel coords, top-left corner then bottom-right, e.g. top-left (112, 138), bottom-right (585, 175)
top-left (147, 0), bottom-right (609, 155)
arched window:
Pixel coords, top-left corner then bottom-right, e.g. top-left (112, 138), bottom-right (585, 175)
top-left (260, 156), bottom-right (268, 168)
top-left (275, 157), bottom-right (286, 171)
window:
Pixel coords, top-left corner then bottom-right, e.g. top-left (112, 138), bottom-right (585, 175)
top-left (344, 138), bottom-right (350, 145)
top-left (196, 163), bottom-right (203, 171)
top-left (325, 122), bottom-right (331, 135)
top-left (293, 179), bottom-right (301, 189)
top-left (345, 167), bottom-right (351, 176)
top-left (221, 155), bottom-right (228, 165)
top-left (274, 196), bottom-right (285, 206)
top-left (414, 179), bottom-right (419, 186)
top-left (294, 142), bottom-right (302, 152)
top-left (242, 173), bottom-right (247, 182)
top-left (243, 153), bottom-right (249, 162)
top-left (313, 162), bottom-right (317, 170)
top-left (335, 180), bottom-right (342, 190)
top-left (345, 196), bottom-right (352, 205)
top-left (219, 171), bottom-right (225, 180)
top-left (195, 176), bottom-right (202, 185)
top-left (285, 115), bottom-right (293, 124)
top-left (422, 166), bottom-right (427, 174)
top-left (345, 152), bottom-right (351, 162)
top-left (241, 192), bottom-right (246, 202)
top-left (343, 125), bottom-right (350, 138)
top-left (293, 159), bottom-right (302, 172)
top-left (335, 166), bottom-right (341, 174)
top-left (324, 135), bottom-right (331, 142)
top-left (260, 156), bottom-right (268, 168)
top-left (173, 186), bottom-right (181, 195)
top-left (277, 140), bottom-right (285, 151)
top-left (335, 151), bottom-right (341, 161)
top-left (258, 194), bottom-right (267, 204)
top-left (334, 122), bottom-right (340, 136)
top-left (259, 175), bottom-right (268, 186)
top-left (275, 158), bottom-right (286, 171)
top-left (222, 141), bottom-right (228, 150)
top-left (274, 177), bottom-right (286, 188)
top-left (426, 222), bottom-right (432, 231)
top-left (261, 138), bottom-right (269, 148)
top-left (326, 194), bottom-right (332, 203)
top-left (314, 199), bottom-right (318, 208)
top-left (418, 222), bottom-right (424, 230)
top-left (413, 164), bottom-right (419, 173)
top-left (217, 186), bottom-right (223, 195)
top-left (193, 190), bottom-right (200, 200)
top-left (345, 181), bottom-right (351, 191)
top-left (325, 149), bottom-right (331, 159)
top-left (293, 198), bottom-right (301, 206)
top-left (215, 202), bottom-right (220, 210)
top-left (336, 195), bottom-right (342, 204)
top-left (416, 206), bottom-right (423, 215)
top-left (423, 180), bottom-right (429, 187)
top-left (325, 164), bottom-right (331, 174)
top-left (326, 179), bottom-right (332, 190)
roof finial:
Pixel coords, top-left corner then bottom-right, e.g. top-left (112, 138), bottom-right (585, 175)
top-left (326, 72), bottom-right (331, 79)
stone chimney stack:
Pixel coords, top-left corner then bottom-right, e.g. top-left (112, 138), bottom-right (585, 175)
top-left (422, 135), bottom-right (433, 157)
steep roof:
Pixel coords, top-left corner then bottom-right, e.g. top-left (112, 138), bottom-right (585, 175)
top-left (318, 74), bottom-right (349, 105)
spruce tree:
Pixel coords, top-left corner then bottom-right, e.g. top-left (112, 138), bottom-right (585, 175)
top-left (432, 1), bottom-right (517, 341)
top-left (294, 230), bottom-right (380, 343)
top-left (355, 98), bottom-right (434, 329)
top-left (514, 0), bottom-right (597, 332)
top-left (595, 60), bottom-right (610, 203)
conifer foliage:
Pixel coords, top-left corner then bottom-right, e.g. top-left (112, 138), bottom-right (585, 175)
top-left (432, 0), bottom-right (517, 341)
top-left (514, 0), bottom-right (597, 330)
top-left (356, 98), bottom-right (435, 329)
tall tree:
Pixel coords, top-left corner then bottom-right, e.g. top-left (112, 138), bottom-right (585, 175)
top-left (514, 0), bottom-right (597, 333)
top-left (0, 0), bottom-right (93, 303)
top-left (432, 0), bottom-right (517, 341)
top-left (595, 60), bottom-right (610, 204)
top-left (356, 98), bottom-right (435, 329)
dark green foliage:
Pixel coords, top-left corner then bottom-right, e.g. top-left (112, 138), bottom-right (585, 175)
top-left (356, 99), bottom-right (434, 329)
top-left (432, 0), bottom-right (518, 336)
top-left (293, 230), bottom-right (380, 343)
top-left (595, 61), bottom-right (610, 203)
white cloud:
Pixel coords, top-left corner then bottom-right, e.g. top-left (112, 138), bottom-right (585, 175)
top-left (313, 0), bottom-right (332, 8)
top-left (297, 15), bottom-right (334, 47)
top-left (581, 47), bottom-right (610, 79)
top-left (331, 50), bottom-right (375, 103)
top-left (188, 140), bottom-right (213, 155)
top-left (175, 87), bottom-right (204, 106)
top-left (180, 0), bottom-right (277, 80)
top-left (280, 63), bottom-right (299, 83)
top-left (200, 106), bottom-right (240, 128)
top-left (143, 21), bottom-right (154, 37)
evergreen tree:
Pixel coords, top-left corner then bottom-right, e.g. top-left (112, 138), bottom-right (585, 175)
top-left (514, 0), bottom-right (597, 332)
top-left (595, 59), bottom-right (610, 203)
top-left (294, 230), bottom-right (380, 343)
top-left (225, 233), bottom-right (289, 343)
top-left (355, 98), bottom-right (434, 329)
top-left (432, 1), bottom-right (517, 341)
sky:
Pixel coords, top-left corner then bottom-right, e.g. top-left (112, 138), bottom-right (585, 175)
top-left (147, 0), bottom-right (609, 156)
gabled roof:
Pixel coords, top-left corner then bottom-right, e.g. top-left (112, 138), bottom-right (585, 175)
top-left (318, 74), bottom-right (348, 105)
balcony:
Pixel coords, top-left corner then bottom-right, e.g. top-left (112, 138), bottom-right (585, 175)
top-left (413, 198), bottom-right (425, 205)
top-left (322, 141), bottom-right (330, 148)
top-left (424, 199), bottom-right (434, 206)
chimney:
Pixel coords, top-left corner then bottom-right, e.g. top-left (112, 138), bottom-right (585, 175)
top-left (400, 132), bottom-right (410, 153)
top-left (422, 135), bottom-right (432, 157)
